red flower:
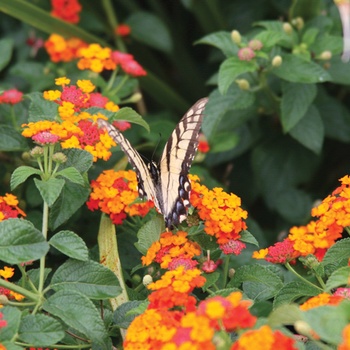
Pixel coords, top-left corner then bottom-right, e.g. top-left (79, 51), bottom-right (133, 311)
top-left (0, 89), bottom-right (23, 105)
top-left (115, 24), bottom-right (131, 37)
top-left (51, 0), bottom-right (82, 23)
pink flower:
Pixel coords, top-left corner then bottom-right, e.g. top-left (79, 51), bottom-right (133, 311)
top-left (334, 0), bottom-right (350, 62)
top-left (248, 39), bottom-right (263, 51)
top-left (237, 47), bottom-right (256, 61)
top-left (334, 287), bottom-right (350, 299)
top-left (168, 257), bottom-right (198, 270)
top-left (111, 51), bottom-right (134, 65)
top-left (0, 89), bottom-right (23, 105)
top-left (121, 60), bottom-right (147, 77)
top-left (219, 240), bottom-right (246, 255)
top-left (32, 131), bottom-right (60, 145)
top-left (202, 259), bottom-right (222, 273)
top-left (88, 92), bottom-right (109, 108)
top-left (113, 120), bottom-right (131, 131)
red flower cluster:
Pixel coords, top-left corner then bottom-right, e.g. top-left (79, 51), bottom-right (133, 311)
top-left (51, 0), bottom-right (82, 23)
top-left (111, 51), bottom-right (147, 77)
top-left (0, 194), bottom-right (26, 221)
top-left (0, 89), bottom-right (23, 105)
top-left (115, 24), bottom-right (131, 37)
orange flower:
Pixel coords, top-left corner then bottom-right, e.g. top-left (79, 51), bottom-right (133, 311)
top-left (189, 174), bottom-right (248, 244)
top-left (300, 292), bottom-right (345, 310)
top-left (87, 169), bottom-right (154, 224)
top-left (0, 266), bottom-right (25, 307)
top-left (51, 0), bottom-right (82, 24)
top-left (339, 324), bottom-right (350, 350)
top-left (0, 194), bottom-right (26, 221)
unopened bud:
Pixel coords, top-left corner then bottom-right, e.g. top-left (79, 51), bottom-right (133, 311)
top-left (283, 22), bottom-right (293, 34)
top-left (52, 152), bottom-right (67, 164)
top-left (128, 92), bottom-right (142, 103)
top-left (0, 294), bottom-right (9, 306)
top-left (292, 17), bottom-right (304, 30)
top-left (272, 55), bottom-right (283, 67)
top-left (231, 30), bottom-right (241, 45)
top-left (143, 274), bottom-right (153, 286)
top-left (235, 79), bottom-right (250, 90)
top-left (318, 51), bottom-right (332, 60)
top-left (30, 146), bottom-right (44, 158)
top-left (294, 320), bottom-right (319, 339)
top-left (248, 39), bottom-right (263, 51)
top-left (228, 268), bottom-right (236, 279)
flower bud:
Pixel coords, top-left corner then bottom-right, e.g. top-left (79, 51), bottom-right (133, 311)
top-left (128, 92), bottom-right (142, 103)
top-left (0, 295), bottom-right (9, 306)
top-left (52, 152), bottom-right (67, 164)
top-left (283, 22), bottom-right (293, 34)
top-left (231, 30), bottom-right (241, 44)
top-left (237, 47), bottom-right (255, 61)
top-left (294, 320), bottom-right (319, 339)
top-left (235, 79), bottom-right (250, 90)
top-left (272, 55), bottom-right (283, 67)
top-left (248, 39), bottom-right (263, 51)
top-left (318, 51), bottom-right (332, 60)
top-left (142, 274), bottom-right (153, 286)
top-left (30, 146), bottom-right (44, 158)
top-left (228, 268), bottom-right (236, 279)
top-left (292, 17), bottom-right (304, 30)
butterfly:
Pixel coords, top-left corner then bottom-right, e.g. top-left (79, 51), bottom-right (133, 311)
top-left (98, 97), bottom-right (208, 229)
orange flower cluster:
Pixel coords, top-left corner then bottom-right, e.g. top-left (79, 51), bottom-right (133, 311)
top-left (51, 0), bottom-right (82, 24)
top-left (300, 292), bottom-right (345, 310)
top-left (22, 77), bottom-right (119, 162)
top-left (339, 324), bottom-right (350, 350)
top-left (0, 193), bottom-right (26, 221)
top-left (124, 291), bottom-right (260, 350)
top-left (231, 325), bottom-right (297, 350)
top-left (254, 175), bottom-right (350, 263)
top-left (87, 169), bottom-right (154, 225)
top-left (0, 267), bottom-right (25, 307)
top-left (44, 34), bottom-right (88, 63)
top-left (189, 174), bottom-right (248, 244)
top-left (141, 231), bottom-right (201, 269)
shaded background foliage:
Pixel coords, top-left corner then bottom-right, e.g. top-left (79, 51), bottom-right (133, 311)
top-left (0, 0), bottom-right (349, 251)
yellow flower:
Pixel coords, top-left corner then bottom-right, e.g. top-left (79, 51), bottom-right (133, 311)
top-left (43, 89), bottom-right (61, 101)
top-left (55, 76), bottom-right (71, 86)
top-left (0, 266), bottom-right (14, 279)
top-left (77, 79), bottom-right (96, 93)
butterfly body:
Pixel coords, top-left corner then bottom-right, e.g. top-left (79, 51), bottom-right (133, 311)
top-left (98, 97), bottom-right (208, 229)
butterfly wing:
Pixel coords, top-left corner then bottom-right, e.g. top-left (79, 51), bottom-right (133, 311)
top-left (159, 97), bottom-right (208, 228)
top-left (97, 119), bottom-right (161, 211)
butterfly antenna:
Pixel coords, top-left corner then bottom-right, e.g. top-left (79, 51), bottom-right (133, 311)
top-left (150, 133), bottom-right (162, 162)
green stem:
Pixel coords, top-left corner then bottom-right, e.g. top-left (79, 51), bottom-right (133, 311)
top-left (0, 278), bottom-right (39, 301)
top-left (345, 226), bottom-right (350, 236)
top-left (315, 275), bottom-right (327, 289)
top-left (17, 264), bottom-right (38, 293)
top-left (109, 74), bottom-right (129, 96)
top-left (222, 254), bottom-right (230, 288)
top-left (15, 342), bottom-right (91, 349)
top-left (285, 262), bottom-right (323, 291)
top-left (9, 105), bottom-right (17, 129)
top-left (105, 67), bottom-right (119, 92)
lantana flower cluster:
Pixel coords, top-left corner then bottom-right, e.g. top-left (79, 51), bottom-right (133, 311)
top-left (0, 194), bottom-right (26, 221)
top-left (254, 175), bottom-right (350, 264)
top-left (22, 77), bottom-right (122, 162)
top-left (0, 88), bottom-right (23, 105)
top-left (87, 169), bottom-right (154, 225)
top-left (0, 266), bottom-right (25, 307)
top-left (189, 174), bottom-right (248, 245)
top-left (50, 0), bottom-right (82, 24)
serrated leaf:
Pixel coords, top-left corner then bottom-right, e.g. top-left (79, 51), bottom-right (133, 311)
top-left (281, 82), bottom-right (317, 132)
top-left (0, 38), bottom-right (13, 71)
top-left (111, 107), bottom-right (149, 132)
top-left (268, 304), bottom-right (304, 327)
top-left (202, 272), bottom-right (220, 292)
top-left (0, 218), bottom-right (49, 264)
top-left (27, 92), bottom-right (58, 122)
top-left (134, 216), bottom-right (163, 255)
top-left (50, 259), bottom-right (120, 299)
top-left (126, 11), bottom-right (172, 53)
top-left (34, 177), bottom-right (65, 207)
top-left (325, 266), bottom-right (350, 292)
top-left (321, 238), bottom-right (350, 275)
top-left (272, 54), bottom-right (331, 83)
top-left (49, 230), bottom-right (89, 261)
top-left (230, 264), bottom-right (283, 301)
top-left (218, 57), bottom-right (257, 94)
top-left (0, 306), bottom-right (21, 341)
top-left (273, 281), bottom-right (321, 309)
top-left (55, 167), bottom-right (85, 186)
top-left (240, 230), bottom-right (259, 247)
top-left (289, 105), bottom-right (324, 154)
top-left (113, 300), bottom-right (147, 329)
top-left (10, 166), bottom-right (42, 190)
top-left (18, 314), bottom-right (64, 347)
top-left (18, 268), bottom-right (51, 290)
top-left (43, 290), bottom-right (111, 349)
top-left (60, 148), bottom-right (93, 173)
top-left (195, 31), bottom-right (239, 57)
top-left (0, 125), bottom-right (28, 151)
top-left (254, 30), bottom-right (287, 48)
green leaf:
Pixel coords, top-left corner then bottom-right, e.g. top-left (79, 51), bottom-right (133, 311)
top-left (0, 0), bottom-right (108, 46)
top-left (202, 272), bottom-right (220, 292)
top-left (126, 11), bottom-right (172, 53)
top-left (18, 268), bottom-right (52, 290)
top-left (50, 259), bottom-right (121, 299)
top-left (218, 57), bottom-right (257, 94)
top-left (290, 0), bottom-right (322, 20)
top-left (0, 342), bottom-right (23, 350)
top-left (49, 230), bottom-right (89, 261)
top-left (268, 304), bottom-right (304, 327)
top-left (321, 238), bottom-right (350, 276)
top-left (272, 54), bottom-right (331, 83)
top-left (49, 181), bottom-right (90, 230)
top-left (240, 230), bottom-right (259, 247)
top-left (111, 107), bottom-right (149, 132)
top-left (0, 125), bottom-right (28, 151)
top-left (34, 177), bottom-right (65, 207)
top-left (289, 105), bottom-right (324, 154)
top-left (229, 264), bottom-right (283, 301)
top-left (27, 92), bottom-right (58, 122)
top-left (0, 218), bottom-right (49, 264)
top-left (0, 38), bottom-right (13, 71)
top-left (302, 28), bottom-right (319, 46)
top-left (325, 266), bottom-right (350, 292)
top-left (135, 216), bottom-right (163, 255)
top-left (0, 306), bottom-right (21, 341)
top-left (281, 82), bottom-right (317, 132)
top-left (60, 148), bottom-right (93, 173)
top-left (310, 34), bottom-right (343, 56)
top-left (113, 300), bottom-right (147, 329)
top-left (328, 57), bottom-right (350, 85)
top-left (274, 188), bottom-right (313, 223)
top-left (55, 167), bottom-right (85, 186)
top-left (203, 87), bottom-right (255, 138)
top-left (10, 166), bottom-right (42, 190)
top-left (195, 31), bottom-right (238, 57)
top-left (304, 305), bottom-right (348, 345)
top-left (254, 30), bottom-right (287, 48)
top-left (273, 281), bottom-right (321, 309)
top-left (43, 290), bottom-right (111, 349)
top-left (18, 314), bottom-right (64, 347)
top-left (209, 131), bottom-right (239, 153)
